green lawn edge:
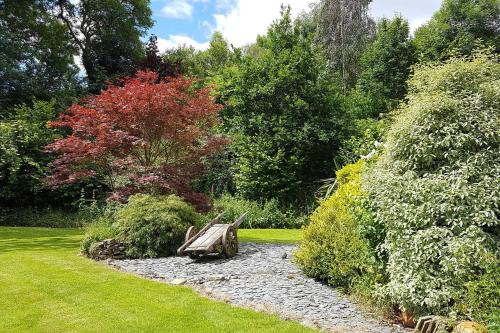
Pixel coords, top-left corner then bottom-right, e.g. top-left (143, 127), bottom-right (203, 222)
top-left (0, 227), bottom-right (311, 333)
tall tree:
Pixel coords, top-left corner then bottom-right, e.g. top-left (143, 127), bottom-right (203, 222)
top-left (54, 0), bottom-right (153, 91)
top-left (313, 0), bottom-right (375, 90)
top-left (215, 7), bottom-right (345, 206)
top-left (138, 35), bottom-right (181, 81)
top-left (357, 16), bottom-right (416, 115)
top-left (0, 0), bottom-right (78, 113)
top-left (414, 0), bottom-right (500, 61)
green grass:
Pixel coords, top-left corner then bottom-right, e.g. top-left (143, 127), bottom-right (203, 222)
top-left (238, 229), bottom-right (302, 244)
top-left (0, 227), bottom-right (312, 333)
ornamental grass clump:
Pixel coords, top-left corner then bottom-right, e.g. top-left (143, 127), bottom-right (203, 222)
top-left (366, 50), bottom-right (500, 320)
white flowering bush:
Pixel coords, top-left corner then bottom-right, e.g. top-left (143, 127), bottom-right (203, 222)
top-left (366, 50), bottom-right (500, 319)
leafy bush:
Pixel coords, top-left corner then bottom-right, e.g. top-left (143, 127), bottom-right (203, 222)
top-left (295, 160), bottom-right (383, 291)
top-left (80, 217), bottom-right (117, 256)
top-left (0, 100), bottom-right (58, 205)
top-left (114, 194), bottom-right (202, 258)
top-left (210, 195), bottom-right (307, 229)
top-left (366, 50), bottom-right (500, 319)
top-left (46, 71), bottom-right (227, 210)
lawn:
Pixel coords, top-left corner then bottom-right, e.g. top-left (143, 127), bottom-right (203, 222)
top-left (239, 228), bottom-right (301, 244)
top-left (0, 227), bottom-right (311, 333)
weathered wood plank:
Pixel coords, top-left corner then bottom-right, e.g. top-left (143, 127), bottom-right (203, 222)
top-left (186, 224), bottom-right (225, 251)
top-left (195, 225), bottom-right (226, 249)
top-left (177, 212), bottom-right (224, 255)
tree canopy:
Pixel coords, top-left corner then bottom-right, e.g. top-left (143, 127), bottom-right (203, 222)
top-left (214, 7), bottom-right (345, 205)
top-left (414, 0), bottom-right (500, 61)
top-left (53, 0), bottom-right (153, 91)
top-left (0, 0), bottom-right (78, 112)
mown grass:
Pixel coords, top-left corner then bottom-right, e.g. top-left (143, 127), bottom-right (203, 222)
top-left (0, 227), bottom-right (311, 333)
top-left (239, 228), bottom-right (302, 244)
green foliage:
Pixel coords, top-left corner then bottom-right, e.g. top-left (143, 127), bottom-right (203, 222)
top-left (0, 100), bottom-right (59, 205)
top-left (114, 194), bottom-right (202, 258)
top-left (366, 50), bottom-right (500, 318)
top-left (0, 207), bottom-right (91, 228)
top-left (210, 195), bottom-right (307, 229)
top-left (80, 217), bottom-right (116, 255)
top-left (414, 0), bottom-right (500, 61)
top-left (357, 16), bottom-right (416, 115)
top-left (455, 253), bottom-right (500, 322)
top-left (336, 117), bottom-right (385, 165)
top-left (312, 0), bottom-right (375, 89)
top-left (162, 32), bottom-right (234, 80)
top-left (54, 0), bottom-right (153, 91)
top-left (0, 0), bottom-right (79, 111)
top-left (295, 160), bottom-right (382, 292)
top-left (215, 7), bottom-right (345, 206)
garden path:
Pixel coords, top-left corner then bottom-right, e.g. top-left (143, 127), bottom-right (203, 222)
top-left (109, 243), bottom-right (410, 333)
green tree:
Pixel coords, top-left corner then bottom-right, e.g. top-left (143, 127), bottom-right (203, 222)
top-left (357, 16), bottom-right (416, 115)
top-left (414, 0), bottom-right (500, 61)
top-left (0, 0), bottom-right (78, 112)
top-left (0, 100), bottom-right (59, 205)
top-left (162, 32), bottom-right (234, 79)
top-left (312, 0), bottom-right (375, 90)
top-left (54, 0), bottom-right (153, 91)
top-left (215, 7), bottom-right (345, 206)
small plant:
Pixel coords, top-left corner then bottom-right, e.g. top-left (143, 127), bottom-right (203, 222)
top-left (80, 217), bottom-right (117, 256)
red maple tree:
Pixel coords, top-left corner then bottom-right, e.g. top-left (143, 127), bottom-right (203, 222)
top-left (46, 71), bottom-right (227, 210)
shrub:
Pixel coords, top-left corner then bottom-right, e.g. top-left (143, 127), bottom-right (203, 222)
top-left (114, 194), bottom-right (202, 258)
top-left (366, 50), bottom-right (500, 319)
top-left (210, 195), bottom-right (307, 229)
top-left (0, 100), bottom-right (58, 206)
top-left (80, 217), bottom-right (117, 256)
top-left (295, 160), bottom-right (382, 292)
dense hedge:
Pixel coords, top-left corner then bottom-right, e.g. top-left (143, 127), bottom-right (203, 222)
top-left (366, 51), bottom-right (500, 319)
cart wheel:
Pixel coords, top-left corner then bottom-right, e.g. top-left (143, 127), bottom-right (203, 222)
top-left (185, 226), bottom-right (198, 243)
top-left (222, 225), bottom-right (238, 258)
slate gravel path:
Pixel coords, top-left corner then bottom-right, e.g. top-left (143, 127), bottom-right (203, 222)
top-left (109, 243), bottom-right (409, 333)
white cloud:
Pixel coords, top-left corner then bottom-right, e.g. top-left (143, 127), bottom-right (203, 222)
top-left (157, 35), bottom-right (210, 52)
top-left (212, 0), bottom-right (316, 47)
top-left (369, 0), bottom-right (442, 33)
top-left (210, 0), bottom-right (442, 47)
top-left (160, 0), bottom-right (193, 19)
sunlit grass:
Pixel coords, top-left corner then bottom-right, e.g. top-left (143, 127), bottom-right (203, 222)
top-left (0, 227), bottom-right (311, 333)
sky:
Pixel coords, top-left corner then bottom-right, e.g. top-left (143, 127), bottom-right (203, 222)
top-left (149, 0), bottom-right (444, 52)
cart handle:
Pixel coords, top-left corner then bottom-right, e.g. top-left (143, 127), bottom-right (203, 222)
top-left (231, 212), bottom-right (248, 229)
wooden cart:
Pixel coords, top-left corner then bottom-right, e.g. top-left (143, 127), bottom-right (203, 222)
top-left (177, 212), bottom-right (247, 259)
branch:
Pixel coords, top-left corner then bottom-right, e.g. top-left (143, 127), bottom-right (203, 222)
top-left (57, 0), bottom-right (84, 51)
